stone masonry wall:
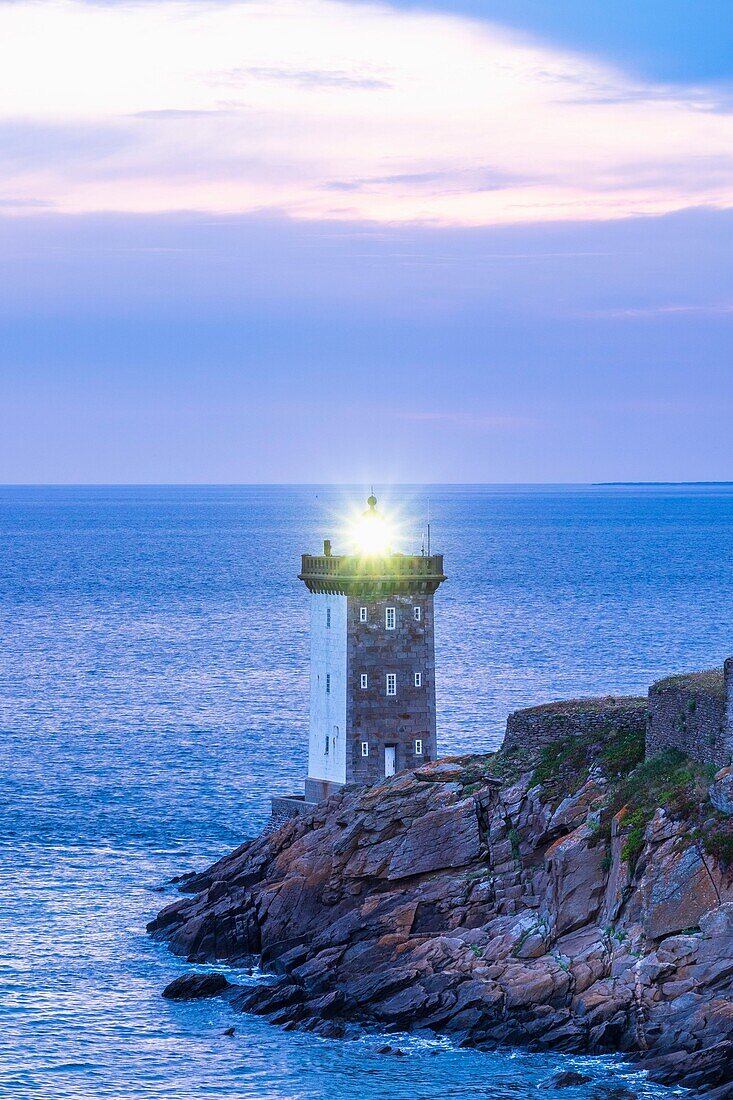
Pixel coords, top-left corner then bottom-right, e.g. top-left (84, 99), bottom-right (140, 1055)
top-left (268, 796), bottom-right (313, 832)
top-left (647, 669), bottom-right (730, 769)
top-left (348, 592), bottom-right (436, 785)
top-left (503, 695), bottom-right (648, 757)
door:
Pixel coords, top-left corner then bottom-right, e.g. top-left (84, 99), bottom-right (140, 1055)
top-left (384, 745), bottom-right (396, 777)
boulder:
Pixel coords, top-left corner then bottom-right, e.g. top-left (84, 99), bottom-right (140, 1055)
top-left (149, 746), bottom-right (733, 1095)
top-left (542, 1069), bottom-right (592, 1088)
top-left (700, 903), bottom-right (733, 938)
top-left (548, 780), bottom-right (604, 835)
top-left (386, 799), bottom-right (480, 879)
top-left (162, 972), bottom-right (231, 1000)
top-left (414, 760), bottom-right (468, 782)
top-left (642, 842), bottom-right (719, 939)
top-left (545, 825), bottom-right (606, 935)
top-left (707, 1084), bottom-right (733, 1100)
top-left (711, 768), bottom-right (733, 816)
top-left (644, 1040), bottom-right (733, 1090)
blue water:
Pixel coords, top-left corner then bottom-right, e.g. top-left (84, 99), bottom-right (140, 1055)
top-left (2, 484), bottom-right (732, 1099)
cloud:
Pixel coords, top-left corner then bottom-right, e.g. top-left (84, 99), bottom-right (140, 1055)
top-left (0, 0), bottom-right (732, 225)
top-left (228, 66), bottom-right (391, 90)
top-left (0, 120), bottom-right (132, 172)
top-left (552, 75), bottom-right (733, 115)
top-left (132, 108), bottom-right (245, 119)
top-left (0, 196), bottom-right (52, 208)
top-left (594, 303), bottom-right (733, 318)
top-left (323, 166), bottom-right (529, 193)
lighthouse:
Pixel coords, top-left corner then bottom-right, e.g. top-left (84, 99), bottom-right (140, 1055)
top-left (295, 495), bottom-right (447, 804)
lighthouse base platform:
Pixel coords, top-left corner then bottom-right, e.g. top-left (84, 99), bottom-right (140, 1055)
top-left (269, 778), bottom-right (346, 831)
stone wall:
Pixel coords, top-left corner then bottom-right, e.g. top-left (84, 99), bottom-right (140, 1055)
top-left (347, 592), bottom-right (436, 785)
top-left (269, 795), bottom-right (313, 831)
top-left (502, 665), bottom-right (733, 771)
top-left (647, 669), bottom-right (730, 769)
top-left (503, 695), bottom-right (648, 757)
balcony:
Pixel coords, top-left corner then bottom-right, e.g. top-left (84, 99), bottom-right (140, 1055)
top-left (298, 552), bottom-right (446, 596)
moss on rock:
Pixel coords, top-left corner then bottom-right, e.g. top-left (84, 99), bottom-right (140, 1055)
top-left (651, 668), bottom-right (726, 700)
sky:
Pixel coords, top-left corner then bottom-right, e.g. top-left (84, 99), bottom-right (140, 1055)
top-left (1, 0), bottom-right (732, 483)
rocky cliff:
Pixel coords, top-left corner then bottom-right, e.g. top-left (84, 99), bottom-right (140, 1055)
top-left (150, 724), bottom-right (733, 1095)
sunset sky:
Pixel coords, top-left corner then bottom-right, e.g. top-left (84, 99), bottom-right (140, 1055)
top-left (2, 0), bottom-right (732, 482)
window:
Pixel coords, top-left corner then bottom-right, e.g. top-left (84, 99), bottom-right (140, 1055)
top-left (414, 672), bottom-right (422, 687)
top-left (361, 741), bottom-right (369, 757)
top-left (415, 739), bottom-right (423, 756)
top-left (360, 673), bottom-right (368, 689)
top-left (359, 606), bottom-right (368, 623)
top-left (326, 673), bottom-right (331, 695)
top-left (326, 607), bottom-right (331, 629)
top-left (414, 605), bottom-right (422, 622)
top-left (385, 607), bottom-right (396, 630)
top-left (386, 673), bottom-right (397, 696)
top-left (324, 736), bottom-right (329, 755)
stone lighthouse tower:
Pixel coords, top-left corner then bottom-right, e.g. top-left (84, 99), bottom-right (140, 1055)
top-left (296, 495), bottom-right (446, 803)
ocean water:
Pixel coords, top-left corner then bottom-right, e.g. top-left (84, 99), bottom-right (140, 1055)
top-left (2, 483), bottom-right (732, 1100)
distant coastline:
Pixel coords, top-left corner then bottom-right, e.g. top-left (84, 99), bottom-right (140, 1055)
top-left (595, 481), bottom-right (733, 486)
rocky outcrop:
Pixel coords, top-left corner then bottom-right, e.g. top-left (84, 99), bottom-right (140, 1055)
top-left (150, 738), bottom-right (733, 1094)
top-left (712, 768), bottom-right (733, 816)
top-left (162, 972), bottom-right (232, 999)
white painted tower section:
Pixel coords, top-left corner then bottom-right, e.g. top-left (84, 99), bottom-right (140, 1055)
top-left (308, 592), bottom-right (347, 787)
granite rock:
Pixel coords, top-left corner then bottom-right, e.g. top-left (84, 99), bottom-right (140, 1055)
top-left (150, 752), bottom-right (733, 1095)
top-left (162, 972), bottom-right (231, 1000)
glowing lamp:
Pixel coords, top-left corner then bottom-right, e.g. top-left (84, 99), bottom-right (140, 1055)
top-left (350, 494), bottom-right (394, 557)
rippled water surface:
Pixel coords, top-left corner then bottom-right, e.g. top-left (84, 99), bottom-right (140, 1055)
top-left (2, 484), bottom-right (731, 1099)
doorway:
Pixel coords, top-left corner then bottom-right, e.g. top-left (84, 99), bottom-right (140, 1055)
top-left (384, 744), bottom-right (396, 777)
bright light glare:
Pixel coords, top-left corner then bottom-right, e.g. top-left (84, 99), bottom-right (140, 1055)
top-left (347, 496), bottom-right (398, 556)
top-left (351, 514), bottom-right (393, 556)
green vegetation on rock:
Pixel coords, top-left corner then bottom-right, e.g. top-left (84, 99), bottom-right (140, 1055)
top-left (599, 726), bottom-right (646, 777)
top-left (525, 724), bottom-right (645, 806)
top-left (600, 747), bottom-right (732, 870)
top-left (488, 718), bottom-right (733, 874)
top-left (651, 668), bottom-right (726, 700)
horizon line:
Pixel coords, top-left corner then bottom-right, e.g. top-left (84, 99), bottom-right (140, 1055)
top-left (1, 481), bottom-right (732, 489)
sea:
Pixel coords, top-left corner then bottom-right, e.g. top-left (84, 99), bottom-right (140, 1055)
top-left (2, 483), bottom-right (732, 1100)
